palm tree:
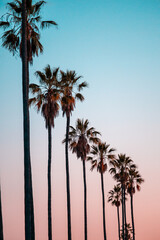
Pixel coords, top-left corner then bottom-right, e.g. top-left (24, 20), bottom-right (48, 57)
top-left (60, 70), bottom-right (88, 240)
top-left (0, 1), bottom-right (57, 239)
top-left (88, 142), bottom-right (116, 240)
top-left (29, 65), bottom-right (60, 240)
top-left (108, 184), bottom-right (121, 240)
top-left (0, 186), bottom-right (3, 240)
top-left (67, 119), bottom-right (100, 240)
top-left (110, 154), bottom-right (135, 240)
top-left (22, 0), bottom-right (34, 239)
top-left (127, 166), bottom-right (144, 240)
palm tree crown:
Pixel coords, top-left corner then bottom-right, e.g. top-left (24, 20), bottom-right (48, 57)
top-left (89, 142), bottom-right (116, 173)
top-left (29, 64), bottom-right (60, 127)
top-left (68, 118), bottom-right (100, 160)
top-left (108, 184), bottom-right (121, 207)
top-left (60, 70), bottom-right (88, 117)
top-left (0, 0), bottom-right (57, 63)
top-left (110, 154), bottom-right (135, 184)
top-left (127, 166), bottom-right (144, 196)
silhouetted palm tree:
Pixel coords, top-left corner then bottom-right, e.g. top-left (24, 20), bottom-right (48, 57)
top-left (108, 184), bottom-right (121, 240)
top-left (60, 70), bottom-right (87, 240)
top-left (110, 154), bottom-right (135, 240)
top-left (29, 65), bottom-right (60, 240)
top-left (68, 119), bottom-right (100, 240)
top-left (0, 186), bottom-right (3, 240)
top-left (88, 142), bottom-right (116, 240)
top-left (0, 2), bottom-right (57, 239)
top-left (22, 0), bottom-right (34, 238)
top-left (127, 166), bottom-right (144, 240)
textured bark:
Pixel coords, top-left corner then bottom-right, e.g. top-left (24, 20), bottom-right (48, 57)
top-left (0, 188), bottom-right (3, 240)
top-left (22, 1), bottom-right (35, 239)
top-left (82, 160), bottom-right (87, 240)
top-left (101, 173), bottom-right (107, 240)
top-left (117, 206), bottom-right (120, 240)
top-left (48, 123), bottom-right (52, 240)
top-left (65, 116), bottom-right (72, 240)
top-left (130, 194), bottom-right (135, 240)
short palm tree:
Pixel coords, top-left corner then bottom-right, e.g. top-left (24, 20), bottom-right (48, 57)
top-left (68, 119), bottom-right (100, 240)
top-left (108, 184), bottom-right (121, 240)
top-left (110, 154), bottom-right (135, 240)
top-left (0, 186), bottom-right (3, 240)
top-left (127, 166), bottom-right (144, 240)
top-left (29, 65), bottom-right (60, 240)
top-left (88, 142), bottom-right (116, 240)
top-left (60, 70), bottom-right (88, 240)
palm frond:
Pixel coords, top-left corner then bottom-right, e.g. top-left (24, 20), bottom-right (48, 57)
top-left (78, 81), bottom-right (88, 91)
top-left (28, 97), bottom-right (37, 106)
top-left (87, 156), bottom-right (93, 161)
top-left (44, 64), bottom-right (52, 79)
top-left (41, 20), bottom-right (58, 29)
top-left (29, 83), bottom-right (41, 94)
top-left (0, 21), bottom-right (10, 29)
top-left (35, 71), bottom-right (46, 83)
top-left (7, 2), bottom-right (21, 14)
top-left (30, 16), bottom-right (41, 24)
top-left (33, 1), bottom-right (46, 15)
top-left (75, 93), bottom-right (84, 101)
top-left (2, 32), bottom-right (19, 54)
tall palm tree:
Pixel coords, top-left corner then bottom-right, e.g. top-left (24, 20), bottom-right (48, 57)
top-left (88, 142), bottom-right (116, 240)
top-left (60, 70), bottom-right (87, 240)
top-left (0, 186), bottom-right (3, 240)
top-left (108, 184), bottom-right (121, 240)
top-left (0, 1), bottom-right (57, 239)
top-left (127, 166), bottom-right (144, 240)
top-left (22, 0), bottom-right (34, 239)
top-left (29, 65), bottom-right (60, 240)
top-left (110, 154), bottom-right (135, 240)
top-left (67, 119), bottom-right (100, 240)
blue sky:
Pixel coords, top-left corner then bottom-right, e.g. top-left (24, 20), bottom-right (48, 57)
top-left (0, 0), bottom-right (160, 239)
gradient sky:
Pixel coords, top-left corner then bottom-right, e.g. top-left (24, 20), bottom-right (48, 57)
top-left (0, 0), bottom-right (160, 239)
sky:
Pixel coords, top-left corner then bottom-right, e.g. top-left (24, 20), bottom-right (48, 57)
top-left (0, 0), bottom-right (160, 239)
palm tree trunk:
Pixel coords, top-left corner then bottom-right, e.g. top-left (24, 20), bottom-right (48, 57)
top-left (0, 187), bottom-right (3, 240)
top-left (117, 206), bottom-right (120, 240)
top-left (27, 60), bottom-right (35, 240)
top-left (130, 194), bottom-right (135, 240)
top-left (22, 1), bottom-right (35, 239)
top-left (48, 123), bottom-right (52, 240)
top-left (82, 160), bottom-right (87, 240)
top-left (121, 185), bottom-right (124, 240)
top-left (100, 172), bottom-right (107, 240)
top-left (65, 116), bottom-right (72, 240)
top-left (123, 187), bottom-right (127, 240)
